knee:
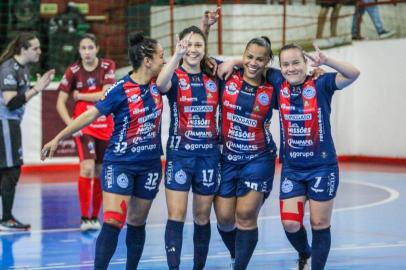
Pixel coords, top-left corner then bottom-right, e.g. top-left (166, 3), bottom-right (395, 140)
top-left (168, 207), bottom-right (186, 222)
top-left (236, 209), bottom-right (257, 229)
top-left (282, 220), bottom-right (302, 233)
top-left (216, 213), bottom-right (235, 231)
top-left (80, 163), bottom-right (94, 178)
top-left (194, 211), bottom-right (210, 225)
top-left (310, 217), bottom-right (330, 230)
top-left (127, 212), bottom-right (146, 227)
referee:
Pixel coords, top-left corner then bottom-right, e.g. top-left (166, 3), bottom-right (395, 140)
top-left (0, 32), bottom-right (54, 231)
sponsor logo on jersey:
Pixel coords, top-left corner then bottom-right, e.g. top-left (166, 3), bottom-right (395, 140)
top-left (303, 86), bottom-right (316, 99)
top-left (136, 122), bottom-right (155, 135)
top-left (184, 143), bottom-right (213, 151)
top-left (3, 74), bottom-right (17, 86)
top-left (287, 138), bottom-right (313, 149)
top-left (228, 124), bottom-right (255, 141)
top-left (206, 79), bottom-right (217, 92)
top-left (133, 106), bottom-right (150, 115)
top-left (128, 94), bottom-right (141, 103)
top-left (226, 141), bottom-right (258, 153)
top-left (289, 151), bottom-right (314, 158)
top-left (87, 77), bottom-right (96, 87)
top-left (187, 115), bottom-right (211, 128)
top-left (328, 172), bottom-right (336, 196)
top-left (138, 109), bottom-right (162, 123)
top-left (227, 112), bottom-right (257, 127)
top-left (258, 93), bottom-right (270, 106)
top-left (175, 169), bottom-right (187, 184)
top-left (87, 141), bottom-right (95, 154)
top-left (179, 78), bottom-right (189, 90)
top-left (281, 178), bottom-right (293, 193)
top-left (131, 144), bottom-right (157, 153)
top-left (184, 105), bottom-right (213, 113)
top-left (223, 100), bottom-right (242, 110)
top-left (280, 103), bottom-right (296, 111)
top-left (226, 82), bottom-right (238, 95)
top-left (226, 153), bottom-right (258, 162)
top-left (117, 173), bottom-right (129, 189)
top-left (284, 114), bottom-right (312, 121)
top-left (180, 96), bottom-right (198, 102)
top-left (185, 130), bottom-right (213, 140)
top-left (166, 161), bottom-right (173, 184)
top-left (288, 123), bottom-right (311, 137)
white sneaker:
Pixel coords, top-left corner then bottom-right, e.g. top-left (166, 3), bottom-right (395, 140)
top-left (379, 30), bottom-right (396, 39)
top-left (90, 218), bottom-right (101, 230)
top-left (80, 217), bottom-right (92, 232)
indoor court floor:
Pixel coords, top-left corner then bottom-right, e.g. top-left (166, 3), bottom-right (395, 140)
top-left (1, 162), bottom-right (405, 269)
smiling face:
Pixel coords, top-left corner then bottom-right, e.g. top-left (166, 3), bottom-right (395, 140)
top-left (79, 38), bottom-right (99, 65)
top-left (182, 33), bottom-right (205, 69)
top-left (242, 43), bottom-right (270, 83)
top-left (279, 48), bottom-right (307, 85)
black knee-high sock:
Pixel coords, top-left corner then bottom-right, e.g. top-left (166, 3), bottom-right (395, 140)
top-left (285, 226), bottom-right (311, 259)
top-left (193, 222), bottom-right (211, 270)
top-left (94, 223), bottom-right (121, 270)
top-left (126, 223), bottom-right (146, 270)
top-left (1, 168), bottom-right (19, 221)
top-left (234, 228), bottom-right (258, 270)
top-left (311, 227), bottom-right (331, 270)
top-left (217, 226), bottom-right (236, 259)
top-left (165, 220), bottom-right (184, 270)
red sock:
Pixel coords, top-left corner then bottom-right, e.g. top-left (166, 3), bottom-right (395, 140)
top-left (92, 177), bottom-right (103, 218)
top-left (78, 176), bottom-right (92, 218)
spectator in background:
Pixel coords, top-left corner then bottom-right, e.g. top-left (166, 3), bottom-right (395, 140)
top-left (0, 32), bottom-right (54, 231)
top-left (315, 0), bottom-right (346, 47)
top-left (352, 0), bottom-right (395, 40)
top-left (56, 33), bottom-right (116, 232)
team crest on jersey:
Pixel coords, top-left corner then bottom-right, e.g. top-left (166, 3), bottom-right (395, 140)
top-left (281, 178), bottom-right (293, 193)
top-left (87, 77), bottom-right (96, 87)
top-left (303, 86), bottom-right (316, 99)
top-left (226, 82), bottom-right (238, 95)
top-left (175, 169), bottom-right (187, 185)
top-left (206, 79), bottom-right (217, 92)
top-left (179, 78), bottom-right (189, 90)
top-left (258, 92), bottom-right (270, 106)
top-left (150, 84), bottom-right (160, 96)
top-left (117, 173), bottom-right (129, 189)
top-left (281, 87), bottom-right (290, 98)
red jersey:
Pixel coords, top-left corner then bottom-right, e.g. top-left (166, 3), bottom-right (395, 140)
top-left (58, 59), bottom-right (116, 140)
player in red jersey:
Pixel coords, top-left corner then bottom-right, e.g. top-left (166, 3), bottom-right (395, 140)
top-left (56, 33), bottom-right (116, 231)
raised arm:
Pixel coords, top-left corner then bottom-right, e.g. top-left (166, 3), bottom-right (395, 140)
top-left (200, 7), bottom-right (220, 38)
top-left (306, 44), bottom-right (360, 89)
top-left (41, 106), bottom-right (101, 160)
top-left (156, 33), bottom-right (192, 93)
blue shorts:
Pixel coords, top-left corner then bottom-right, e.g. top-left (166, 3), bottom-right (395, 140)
top-left (279, 165), bottom-right (339, 201)
top-left (218, 154), bottom-right (276, 198)
top-left (101, 159), bottom-right (162, 200)
top-left (165, 153), bottom-right (221, 195)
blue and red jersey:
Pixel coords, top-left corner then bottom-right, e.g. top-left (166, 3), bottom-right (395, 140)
top-left (221, 69), bottom-right (277, 163)
top-left (95, 74), bottom-right (163, 163)
top-left (165, 67), bottom-right (220, 156)
top-left (276, 73), bottom-right (339, 169)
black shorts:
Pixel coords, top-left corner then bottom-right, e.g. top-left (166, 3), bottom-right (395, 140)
top-left (0, 119), bottom-right (23, 169)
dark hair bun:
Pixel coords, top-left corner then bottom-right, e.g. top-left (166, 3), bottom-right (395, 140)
top-left (261, 36), bottom-right (271, 46)
top-left (129, 31), bottom-right (145, 46)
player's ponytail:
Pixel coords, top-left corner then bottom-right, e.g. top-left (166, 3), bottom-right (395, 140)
top-left (128, 31), bottom-right (158, 70)
top-left (0, 32), bottom-right (37, 64)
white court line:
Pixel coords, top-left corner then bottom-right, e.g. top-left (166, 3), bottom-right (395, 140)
top-left (0, 179), bottom-right (400, 235)
top-left (9, 242), bottom-right (406, 270)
